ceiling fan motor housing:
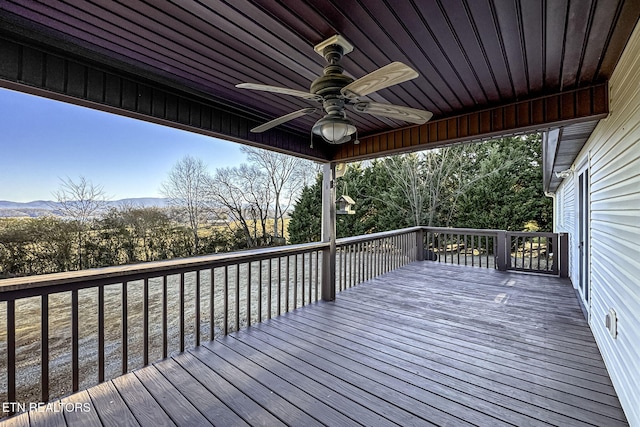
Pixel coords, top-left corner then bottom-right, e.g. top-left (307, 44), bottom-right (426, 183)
top-left (309, 45), bottom-right (354, 98)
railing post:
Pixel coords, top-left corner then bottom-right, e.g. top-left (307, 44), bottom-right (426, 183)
top-left (321, 162), bottom-right (336, 301)
top-left (496, 230), bottom-right (508, 271)
top-left (559, 232), bottom-right (569, 278)
top-left (416, 227), bottom-right (425, 261)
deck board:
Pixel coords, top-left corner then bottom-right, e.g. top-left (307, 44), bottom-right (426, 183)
top-left (2, 262), bottom-right (629, 426)
top-left (86, 381), bottom-right (139, 427)
top-left (110, 372), bottom-right (175, 427)
top-left (60, 391), bottom-right (101, 427)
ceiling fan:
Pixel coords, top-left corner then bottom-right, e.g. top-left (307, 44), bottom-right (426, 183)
top-left (236, 35), bottom-right (433, 146)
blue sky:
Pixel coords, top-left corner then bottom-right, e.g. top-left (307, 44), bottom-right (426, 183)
top-left (0, 88), bottom-right (247, 202)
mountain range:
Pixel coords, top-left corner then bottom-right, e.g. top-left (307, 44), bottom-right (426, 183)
top-left (0, 198), bottom-right (170, 218)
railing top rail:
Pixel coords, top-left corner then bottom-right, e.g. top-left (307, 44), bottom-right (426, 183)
top-left (0, 241), bottom-right (328, 295)
top-left (336, 226), bottom-right (423, 246)
top-left (505, 231), bottom-right (558, 237)
top-left (421, 226), bottom-right (502, 236)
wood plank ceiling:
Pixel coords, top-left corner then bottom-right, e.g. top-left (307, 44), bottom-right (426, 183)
top-left (0, 0), bottom-right (639, 163)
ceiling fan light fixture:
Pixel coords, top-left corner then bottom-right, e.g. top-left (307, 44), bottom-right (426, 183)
top-left (312, 115), bottom-right (357, 144)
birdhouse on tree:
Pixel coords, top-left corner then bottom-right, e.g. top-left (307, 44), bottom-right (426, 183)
top-left (336, 195), bottom-right (356, 215)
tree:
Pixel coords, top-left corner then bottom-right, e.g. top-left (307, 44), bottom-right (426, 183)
top-left (241, 146), bottom-right (315, 239)
top-left (453, 134), bottom-right (553, 231)
top-left (52, 176), bottom-right (109, 269)
top-left (161, 156), bottom-right (211, 254)
top-left (207, 164), bottom-right (272, 248)
top-left (287, 175), bottom-right (322, 244)
top-left (287, 134), bottom-right (552, 240)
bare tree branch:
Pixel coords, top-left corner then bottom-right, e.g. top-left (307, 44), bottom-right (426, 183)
top-left (160, 155), bottom-right (211, 254)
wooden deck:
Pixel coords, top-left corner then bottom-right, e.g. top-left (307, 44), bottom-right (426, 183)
top-left (2, 262), bottom-right (628, 426)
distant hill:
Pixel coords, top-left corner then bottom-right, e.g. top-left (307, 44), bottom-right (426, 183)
top-left (0, 198), bottom-right (170, 218)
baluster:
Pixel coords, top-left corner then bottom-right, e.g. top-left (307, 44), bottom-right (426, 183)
top-left (258, 260), bottom-right (263, 322)
top-left (392, 237), bottom-right (396, 270)
top-left (352, 244), bottom-right (356, 285)
top-left (378, 242), bottom-right (382, 275)
top-left (433, 233), bottom-right (438, 263)
top-left (41, 294), bottom-right (49, 402)
top-left (162, 276), bottom-right (168, 358)
top-left (294, 254), bottom-right (298, 309)
top-left (537, 237), bottom-right (542, 271)
top-left (71, 289), bottom-right (80, 392)
top-left (471, 235), bottom-right (475, 267)
top-left (235, 264), bottom-right (240, 331)
top-left (370, 243), bottom-right (374, 277)
top-left (293, 254), bottom-right (304, 310)
top-left (343, 248), bottom-right (348, 290)
top-left (384, 239), bottom-right (389, 273)
top-left (195, 271), bottom-right (201, 346)
top-left (285, 256), bottom-right (290, 312)
top-left (122, 282), bottom-right (129, 374)
top-left (99, 285), bottom-right (105, 381)
top-left (360, 242), bottom-right (364, 282)
top-left (308, 252), bottom-right (312, 304)
top-left (529, 236), bottom-right (534, 270)
top-left (7, 300), bottom-right (16, 404)
top-left (247, 262), bottom-right (252, 327)
top-left (268, 259), bottom-right (273, 319)
top-left (72, 289), bottom-right (79, 391)
top-left (391, 237), bottom-right (395, 270)
top-left (301, 253), bottom-right (306, 305)
top-left (179, 273), bottom-right (185, 352)
top-left (223, 266), bottom-right (229, 335)
top-left (210, 268), bottom-right (215, 341)
top-left (143, 278), bottom-right (149, 365)
top-left (485, 236), bottom-right (490, 268)
top-left (277, 257), bottom-right (282, 316)
top-left (315, 251), bottom-right (319, 302)
top-left (338, 247), bottom-right (342, 292)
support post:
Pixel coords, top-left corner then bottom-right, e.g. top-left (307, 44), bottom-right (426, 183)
top-left (416, 228), bottom-right (425, 261)
top-left (321, 162), bottom-right (336, 301)
top-left (496, 231), bottom-right (508, 271)
top-left (559, 232), bottom-right (569, 278)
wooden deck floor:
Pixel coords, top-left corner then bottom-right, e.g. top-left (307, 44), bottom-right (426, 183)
top-left (2, 262), bottom-right (629, 426)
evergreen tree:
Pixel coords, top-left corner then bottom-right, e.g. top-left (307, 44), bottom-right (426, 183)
top-left (453, 134), bottom-right (552, 231)
top-left (287, 175), bottom-right (322, 244)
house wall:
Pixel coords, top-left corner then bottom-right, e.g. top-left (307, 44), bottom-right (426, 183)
top-left (555, 178), bottom-right (576, 282)
top-left (555, 21), bottom-right (640, 426)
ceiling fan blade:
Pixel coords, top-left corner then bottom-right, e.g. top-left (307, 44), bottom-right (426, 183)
top-left (353, 101), bottom-right (433, 124)
top-left (251, 108), bottom-right (317, 133)
top-left (236, 83), bottom-right (322, 102)
top-left (341, 62), bottom-right (419, 99)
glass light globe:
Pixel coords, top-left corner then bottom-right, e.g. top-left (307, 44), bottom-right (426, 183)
top-left (312, 115), bottom-right (357, 144)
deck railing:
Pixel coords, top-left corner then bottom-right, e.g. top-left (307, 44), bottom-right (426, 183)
top-left (424, 227), bottom-right (499, 269)
top-left (506, 231), bottom-right (559, 274)
top-left (0, 242), bottom-right (327, 412)
top-left (0, 225), bottom-right (563, 413)
top-left (336, 227), bottom-right (422, 290)
top-left (423, 227), bottom-right (561, 275)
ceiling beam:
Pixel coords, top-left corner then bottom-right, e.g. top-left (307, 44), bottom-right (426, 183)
top-left (333, 83), bottom-right (609, 161)
top-left (0, 33), bottom-right (329, 162)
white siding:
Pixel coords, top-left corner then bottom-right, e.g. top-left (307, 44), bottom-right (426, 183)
top-left (562, 21), bottom-right (640, 426)
top-left (555, 178), bottom-right (577, 286)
